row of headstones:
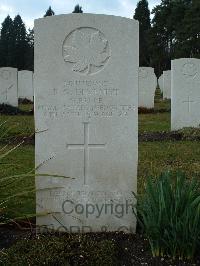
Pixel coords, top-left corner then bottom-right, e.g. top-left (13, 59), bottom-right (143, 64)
top-left (0, 67), bottom-right (34, 107)
top-left (158, 70), bottom-right (171, 99)
top-left (33, 14), bottom-right (199, 233)
top-left (0, 65), bottom-right (157, 109)
top-left (158, 58), bottom-right (200, 130)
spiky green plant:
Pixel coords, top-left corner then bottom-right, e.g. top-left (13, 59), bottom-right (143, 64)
top-left (135, 171), bottom-right (200, 260)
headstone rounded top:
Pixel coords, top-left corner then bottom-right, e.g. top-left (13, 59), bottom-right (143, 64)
top-left (139, 68), bottom-right (148, 78)
top-left (62, 27), bottom-right (110, 75)
top-left (35, 13), bottom-right (139, 25)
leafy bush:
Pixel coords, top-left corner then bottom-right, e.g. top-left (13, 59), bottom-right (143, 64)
top-left (135, 171), bottom-right (200, 260)
top-left (18, 98), bottom-right (33, 104)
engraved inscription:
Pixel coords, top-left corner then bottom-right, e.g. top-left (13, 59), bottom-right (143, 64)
top-left (43, 190), bottom-right (134, 204)
top-left (182, 63), bottom-right (197, 78)
top-left (63, 27), bottom-right (110, 75)
top-left (66, 122), bottom-right (106, 185)
top-left (37, 79), bottom-right (136, 119)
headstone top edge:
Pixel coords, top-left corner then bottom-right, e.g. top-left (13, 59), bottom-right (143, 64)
top-left (172, 58), bottom-right (200, 63)
top-left (18, 70), bottom-right (33, 73)
top-left (34, 13), bottom-right (139, 26)
top-left (0, 67), bottom-right (18, 71)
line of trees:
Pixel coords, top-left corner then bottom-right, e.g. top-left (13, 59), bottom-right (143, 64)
top-left (0, 1), bottom-right (199, 76)
top-left (0, 5), bottom-right (83, 71)
top-left (0, 15), bottom-right (34, 70)
top-left (134, 0), bottom-right (200, 76)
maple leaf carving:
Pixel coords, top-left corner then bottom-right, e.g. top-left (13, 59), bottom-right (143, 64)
top-left (63, 30), bottom-right (110, 74)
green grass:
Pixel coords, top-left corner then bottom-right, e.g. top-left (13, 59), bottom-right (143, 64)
top-left (138, 141), bottom-right (200, 192)
top-left (19, 103), bottom-right (33, 112)
top-left (0, 145), bottom-right (35, 221)
top-left (0, 115), bottom-right (34, 139)
top-left (0, 101), bottom-right (199, 220)
top-left (138, 97), bottom-right (171, 133)
top-left (155, 99), bottom-right (171, 112)
top-left (0, 140), bottom-right (200, 220)
top-left (139, 112), bottom-right (170, 132)
top-left (0, 112), bottom-right (171, 137)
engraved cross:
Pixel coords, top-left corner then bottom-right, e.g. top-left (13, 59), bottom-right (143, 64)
top-left (182, 96), bottom-right (195, 113)
top-left (66, 122), bottom-right (106, 185)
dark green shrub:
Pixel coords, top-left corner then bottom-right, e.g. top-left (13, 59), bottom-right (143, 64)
top-left (135, 172), bottom-right (200, 260)
top-left (0, 104), bottom-right (33, 115)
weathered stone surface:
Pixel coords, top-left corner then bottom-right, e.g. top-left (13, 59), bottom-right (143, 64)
top-left (34, 14), bottom-right (138, 233)
top-left (139, 67), bottom-right (157, 108)
top-left (18, 70), bottom-right (34, 101)
top-left (171, 58), bottom-right (200, 130)
top-left (0, 67), bottom-right (18, 107)
top-left (163, 70), bottom-right (171, 99)
top-left (158, 74), bottom-right (164, 93)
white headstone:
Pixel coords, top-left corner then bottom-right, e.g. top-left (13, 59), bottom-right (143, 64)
top-left (158, 74), bottom-right (164, 93)
top-left (163, 70), bottom-right (171, 99)
top-left (139, 67), bottom-right (157, 108)
top-left (171, 58), bottom-right (200, 130)
top-left (0, 67), bottom-right (18, 107)
top-left (18, 70), bottom-right (34, 101)
top-left (35, 14), bottom-right (138, 233)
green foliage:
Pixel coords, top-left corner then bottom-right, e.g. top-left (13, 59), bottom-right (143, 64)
top-left (0, 235), bottom-right (116, 266)
top-left (134, 0), bottom-right (151, 66)
top-left (12, 15), bottom-right (28, 70)
top-left (0, 15), bottom-right (14, 67)
top-left (149, 0), bottom-right (200, 76)
top-left (135, 172), bottom-right (200, 260)
top-left (176, 0), bottom-right (200, 58)
top-left (72, 4), bottom-right (83, 13)
top-left (44, 6), bottom-right (55, 17)
top-left (0, 14), bottom-right (33, 70)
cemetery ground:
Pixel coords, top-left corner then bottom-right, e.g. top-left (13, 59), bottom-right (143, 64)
top-left (0, 98), bottom-right (200, 265)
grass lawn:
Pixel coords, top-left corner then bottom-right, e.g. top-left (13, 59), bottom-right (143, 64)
top-left (139, 97), bottom-right (171, 133)
top-left (1, 140), bottom-right (200, 221)
top-left (0, 100), bottom-right (200, 220)
top-left (0, 115), bottom-right (34, 139)
top-left (1, 101), bottom-right (200, 265)
top-left (139, 112), bottom-right (170, 132)
top-left (0, 145), bottom-right (35, 221)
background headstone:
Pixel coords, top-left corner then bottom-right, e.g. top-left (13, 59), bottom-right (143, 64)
top-left (158, 74), bottom-right (164, 93)
top-left (163, 70), bottom-right (171, 99)
top-left (139, 67), bottom-right (157, 108)
top-left (18, 70), bottom-right (34, 101)
top-left (171, 58), bottom-right (200, 130)
top-left (0, 67), bottom-right (18, 107)
top-left (35, 14), bottom-right (138, 233)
